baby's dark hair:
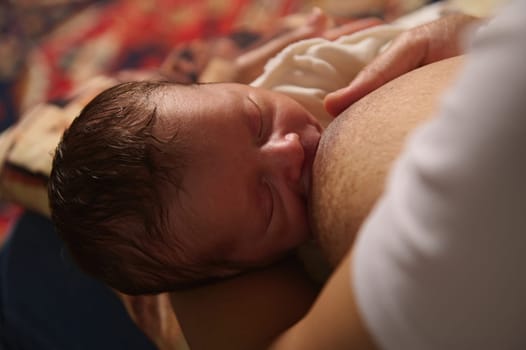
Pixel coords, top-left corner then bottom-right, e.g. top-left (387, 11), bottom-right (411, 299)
top-left (49, 81), bottom-right (223, 295)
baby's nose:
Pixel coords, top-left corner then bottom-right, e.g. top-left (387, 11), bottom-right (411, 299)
top-left (263, 132), bottom-right (304, 184)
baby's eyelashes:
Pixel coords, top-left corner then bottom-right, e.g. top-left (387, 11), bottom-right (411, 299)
top-left (247, 96), bottom-right (265, 143)
top-left (261, 178), bottom-right (274, 230)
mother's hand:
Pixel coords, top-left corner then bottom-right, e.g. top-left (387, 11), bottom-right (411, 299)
top-left (324, 12), bottom-right (480, 116)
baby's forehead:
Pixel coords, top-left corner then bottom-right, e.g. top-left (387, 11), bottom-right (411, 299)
top-left (154, 84), bottom-right (198, 115)
top-left (158, 83), bottom-right (240, 110)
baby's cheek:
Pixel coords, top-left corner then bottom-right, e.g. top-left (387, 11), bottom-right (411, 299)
top-left (285, 203), bottom-right (311, 248)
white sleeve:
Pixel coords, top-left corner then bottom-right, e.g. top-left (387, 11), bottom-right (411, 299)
top-left (352, 1), bottom-right (526, 349)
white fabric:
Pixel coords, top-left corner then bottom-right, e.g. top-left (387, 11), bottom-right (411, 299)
top-left (353, 0), bottom-right (526, 349)
top-left (250, 1), bottom-right (502, 127)
top-left (250, 3), bottom-right (446, 127)
top-left (251, 25), bottom-right (403, 126)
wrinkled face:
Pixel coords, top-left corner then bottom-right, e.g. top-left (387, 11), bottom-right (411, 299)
top-left (160, 83), bottom-right (322, 269)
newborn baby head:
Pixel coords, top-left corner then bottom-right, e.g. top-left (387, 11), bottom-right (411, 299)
top-left (49, 80), bottom-right (322, 294)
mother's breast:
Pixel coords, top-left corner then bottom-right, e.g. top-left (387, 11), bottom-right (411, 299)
top-left (309, 56), bottom-right (465, 266)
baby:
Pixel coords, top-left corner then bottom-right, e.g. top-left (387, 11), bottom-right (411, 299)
top-left (48, 80), bottom-right (323, 295)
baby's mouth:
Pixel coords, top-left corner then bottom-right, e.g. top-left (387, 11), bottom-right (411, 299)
top-left (300, 127), bottom-right (321, 198)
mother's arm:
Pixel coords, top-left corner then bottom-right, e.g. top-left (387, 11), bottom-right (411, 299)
top-left (170, 254), bottom-right (376, 350)
top-left (170, 257), bottom-right (321, 350)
